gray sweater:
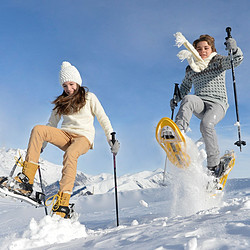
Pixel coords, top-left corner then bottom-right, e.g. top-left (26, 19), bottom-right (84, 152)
top-left (179, 48), bottom-right (244, 111)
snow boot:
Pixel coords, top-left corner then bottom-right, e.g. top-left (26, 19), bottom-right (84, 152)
top-left (208, 161), bottom-right (224, 178)
top-left (0, 161), bottom-right (38, 196)
top-left (17, 161), bottom-right (39, 185)
top-left (51, 191), bottom-right (71, 218)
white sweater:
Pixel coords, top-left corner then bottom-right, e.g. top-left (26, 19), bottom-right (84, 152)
top-left (46, 92), bottom-right (113, 147)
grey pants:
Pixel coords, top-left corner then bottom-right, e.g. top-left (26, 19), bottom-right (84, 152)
top-left (175, 95), bottom-right (225, 167)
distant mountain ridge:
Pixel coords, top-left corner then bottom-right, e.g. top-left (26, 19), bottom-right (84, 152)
top-left (1, 147), bottom-right (249, 198)
top-left (0, 147), bottom-right (166, 197)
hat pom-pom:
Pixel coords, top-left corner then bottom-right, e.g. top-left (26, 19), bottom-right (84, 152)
top-left (61, 61), bottom-right (71, 69)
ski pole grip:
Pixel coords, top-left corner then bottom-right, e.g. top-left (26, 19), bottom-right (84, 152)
top-left (111, 132), bottom-right (116, 144)
top-left (226, 27), bottom-right (232, 39)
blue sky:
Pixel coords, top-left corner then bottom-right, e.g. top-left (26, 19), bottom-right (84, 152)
top-left (0, 0), bottom-right (249, 178)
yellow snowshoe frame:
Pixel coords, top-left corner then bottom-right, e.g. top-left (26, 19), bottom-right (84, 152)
top-left (156, 117), bottom-right (190, 169)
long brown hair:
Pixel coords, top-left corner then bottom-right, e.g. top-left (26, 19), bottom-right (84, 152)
top-left (193, 34), bottom-right (217, 52)
top-left (52, 85), bottom-right (89, 115)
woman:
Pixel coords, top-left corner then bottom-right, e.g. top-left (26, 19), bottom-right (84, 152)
top-left (1, 61), bottom-right (120, 218)
top-left (166, 34), bottom-right (243, 177)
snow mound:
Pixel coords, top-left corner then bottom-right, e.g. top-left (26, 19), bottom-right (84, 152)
top-left (139, 199), bottom-right (149, 207)
top-left (9, 215), bottom-right (87, 250)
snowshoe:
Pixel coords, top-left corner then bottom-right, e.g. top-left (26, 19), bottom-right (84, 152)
top-left (156, 117), bottom-right (190, 169)
top-left (0, 175), bottom-right (33, 196)
top-left (0, 175), bottom-right (45, 207)
top-left (0, 185), bottom-right (44, 208)
top-left (207, 150), bottom-right (235, 193)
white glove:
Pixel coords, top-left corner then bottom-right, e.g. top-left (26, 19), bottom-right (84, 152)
top-left (108, 140), bottom-right (120, 155)
top-left (225, 38), bottom-right (237, 53)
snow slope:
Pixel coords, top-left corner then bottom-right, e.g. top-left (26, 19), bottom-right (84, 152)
top-left (0, 147), bottom-right (250, 249)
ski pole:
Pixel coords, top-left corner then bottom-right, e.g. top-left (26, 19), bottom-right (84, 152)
top-left (9, 155), bottom-right (22, 177)
top-left (171, 83), bottom-right (181, 120)
top-left (38, 166), bottom-right (48, 215)
top-left (225, 27), bottom-right (246, 151)
top-left (162, 156), bottom-right (168, 185)
top-left (162, 83), bottom-right (181, 183)
top-left (111, 132), bottom-right (119, 227)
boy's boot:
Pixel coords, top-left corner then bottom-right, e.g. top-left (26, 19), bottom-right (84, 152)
top-left (208, 161), bottom-right (224, 178)
top-left (0, 161), bottom-right (38, 196)
top-left (52, 191), bottom-right (71, 218)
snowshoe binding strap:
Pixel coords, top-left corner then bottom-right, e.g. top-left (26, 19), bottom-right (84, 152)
top-left (16, 173), bottom-right (33, 193)
top-left (208, 166), bottom-right (219, 178)
top-left (208, 161), bottom-right (225, 178)
top-left (161, 126), bottom-right (175, 140)
top-left (52, 205), bottom-right (70, 218)
top-left (0, 175), bottom-right (33, 196)
top-left (17, 173), bottom-right (29, 184)
top-left (0, 177), bottom-right (8, 186)
top-left (35, 192), bottom-right (45, 204)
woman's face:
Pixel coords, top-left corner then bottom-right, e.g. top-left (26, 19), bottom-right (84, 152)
top-left (62, 81), bottom-right (78, 96)
top-left (196, 41), bottom-right (213, 59)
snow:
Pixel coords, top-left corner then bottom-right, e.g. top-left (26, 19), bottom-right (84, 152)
top-left (0, 146), bottom-right (250, 249)
top-left (9, 216), bottom-right (87, 249)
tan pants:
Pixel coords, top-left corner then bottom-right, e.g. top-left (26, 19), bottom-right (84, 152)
top-left (26, 125), bottom-right (91, 193)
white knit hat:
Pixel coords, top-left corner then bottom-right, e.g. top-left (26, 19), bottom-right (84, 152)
top-left (59, 61), bottom-right (82, 86)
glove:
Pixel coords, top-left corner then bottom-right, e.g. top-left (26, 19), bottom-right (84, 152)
top-left (225, 38), bottom-right (237, 53)
top-left (170, 98), bottom-right (177, 110)
top-left (108, 139), bottom-right (120, 155)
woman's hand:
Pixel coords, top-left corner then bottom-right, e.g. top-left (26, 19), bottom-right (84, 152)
top-left (109, 140), bottom-right (120, 155)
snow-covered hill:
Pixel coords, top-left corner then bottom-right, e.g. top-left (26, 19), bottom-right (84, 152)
top-left (0, 147), bottom-right (250, 249)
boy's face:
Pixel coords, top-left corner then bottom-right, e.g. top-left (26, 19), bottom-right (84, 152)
top-left (196, 41), bottom-right (213, 59)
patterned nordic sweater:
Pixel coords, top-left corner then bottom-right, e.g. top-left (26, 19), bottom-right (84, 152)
top-left (179, 48), bottom-right (243, 111)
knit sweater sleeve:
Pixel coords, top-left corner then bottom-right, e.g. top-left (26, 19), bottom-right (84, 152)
top-left (220, 47), bottom-right (243, 70)
top-left (90, 93), bottom-right (114, 141)
top-left (179, 66), bottom-right (193, 100)
top-left (46, 108), bottom-right (61, 128)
